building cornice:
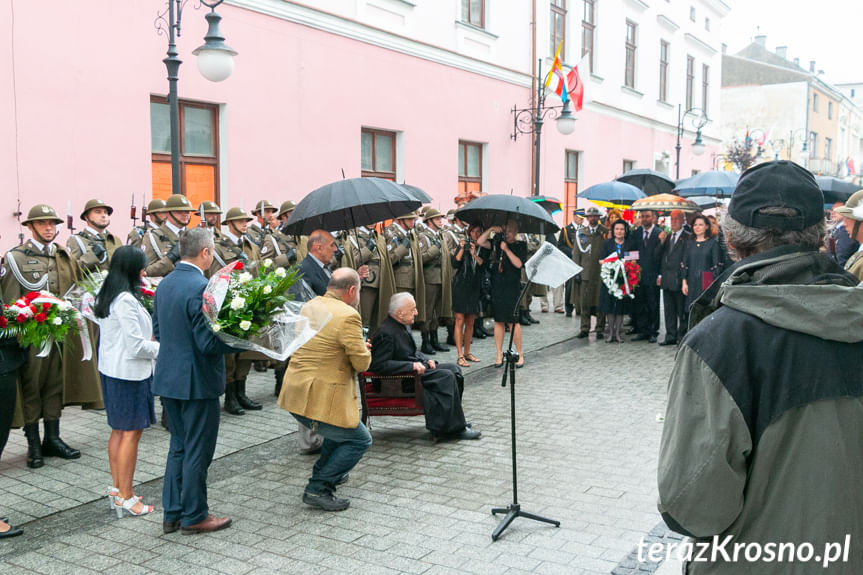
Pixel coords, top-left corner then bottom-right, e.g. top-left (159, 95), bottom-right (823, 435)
top-left (685, 32), bottom-right (718, 56)
top-left (226, 0), bottom-right (531, 87)
top-left (656, 14), bottom-right (680, 32)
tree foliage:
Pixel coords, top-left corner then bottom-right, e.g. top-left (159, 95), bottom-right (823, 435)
top-left (722, 141), bottom-right (757, 173)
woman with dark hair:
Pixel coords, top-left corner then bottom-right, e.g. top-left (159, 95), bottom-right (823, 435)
top-left (477, 220), bottom-right (527, 368)
top-left (681, 214), bottom-right (722, 314)
top-left (599, 219), bottom-right (633, 343)
top-left (93, 245), bottom-right (158, 518)
top-left (451, 224), bottom-right (488, 367)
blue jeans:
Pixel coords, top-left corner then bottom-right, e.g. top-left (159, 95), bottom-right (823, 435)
top-left (291, 413), bottom-right (372, 495)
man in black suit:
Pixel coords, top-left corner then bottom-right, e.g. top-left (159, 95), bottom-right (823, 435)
top-left (296, 230), bottom-right (338, 296)
top-left (153, 228), bottom-right (238, 535)
top-left (370, 293), bottom-right (480, 441)
top-left (631, 210), bottom-right (666, 343)
top-left (657, 210), bottom-right (691, 346)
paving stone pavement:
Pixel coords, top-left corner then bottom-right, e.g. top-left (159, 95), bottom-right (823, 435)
top-left (0, 306), bottom-right (681, 574)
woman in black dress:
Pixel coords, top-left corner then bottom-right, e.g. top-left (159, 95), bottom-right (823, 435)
top-left (451, 224), bottom-right (487, 367)
top-left (681, 214), bottom-right (722, 315)
top-left (0, 304), bottom-right (25, 538)
top-left (599, 220), bottom-right (633, 343)
top-left (477, 220), bottom-right (527, 368)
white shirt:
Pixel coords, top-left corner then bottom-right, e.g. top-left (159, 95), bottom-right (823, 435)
top-left (165, 221), bottom-right (183, 236)
top-left (310, 254), bottom-right (332, 278)
top-left (97, 292), bottom-right (159, 380)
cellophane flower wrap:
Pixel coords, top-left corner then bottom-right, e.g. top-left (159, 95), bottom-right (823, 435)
top-left (600, 253), bottom-right (641, 300)
top-left (201, 259), bottom-right (331, 360)
top-left (1, 290), bottom-right (88, 358)
top-left (66, 270), bottom-right (158, 320)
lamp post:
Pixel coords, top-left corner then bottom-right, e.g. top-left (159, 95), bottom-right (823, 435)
top-left (782, 129), bottom-right (809, 161)
top-left (674, 105), bottom-right (709, 179)
top-left (511, 59), bottom-right (577, 197)
top-left (156, 0), bottom-right (237, 195)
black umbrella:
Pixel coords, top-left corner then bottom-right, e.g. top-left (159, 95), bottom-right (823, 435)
top-left (455, 194), bottom-right (559, 234)
top-left (814, 176), bottom-right (862, 204)
top-left (617, 168), bottom-right (676, 196)
top-left (284, 177), bottom-right (422, 235)
top-left (401, 183), bottom-right (433, 203)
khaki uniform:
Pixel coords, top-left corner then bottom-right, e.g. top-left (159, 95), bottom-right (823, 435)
top-left (126, 221), bottom-right (159, 249)
top-left (342, 227), bottom-right (381, 329)
top-left (245, 222), bottom-right (272, 248)
top-left (385, 223), bottom-right (426, 323)
top-left (143, 223), bottom-right (183, 278)
top-left (66, 228), bottom-right (121, 273)
top-left (845, 249), bottom-right (863, 282)
top-left (1, 241), bottom-right (101, 425)
top-left (418, 226), bottom-right (453, 330)
top-left (572, 224), bottom-right (608, 333)
top-left (260, 230), bottom-right (298, 269)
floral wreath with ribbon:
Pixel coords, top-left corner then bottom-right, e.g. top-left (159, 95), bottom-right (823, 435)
top-left (600, 253), bottom-right (641, 300)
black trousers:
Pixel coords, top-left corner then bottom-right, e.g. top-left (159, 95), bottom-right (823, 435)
top-left (635, 283), bottom-right (661, 337)
top-left (0, 368), bottom-right (17, 459)
top-left (662, 289), bottom-right (686, 342)
top-left (421, 363), bottom-right (467, 436)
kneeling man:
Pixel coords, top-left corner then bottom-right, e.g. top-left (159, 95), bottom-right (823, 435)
top-left (278, 268), bottom-right (372, 511)
top-left (370, 293), bottom-right (480, 441)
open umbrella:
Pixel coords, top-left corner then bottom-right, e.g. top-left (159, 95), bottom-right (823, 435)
top-left (688, 196), bottom-right (724, 210)
top-left (284, 177), bottom-right (422, 235)
top-left (530, 195), bottom-right (563, 215)
top-left (577, 181), bottom-right (646, 208)
top-left (455, 194), bottom-right (558, 234)
top-left (617, 169), bottom-right (676, 196)
top-left (401, 183), bottom-right (433, 203)
top-left (814, 176), bottom-right (861, 204)
top-left (674, 171), bottom-right (739, 198)
top-left (631, 193), bottom-right (701, 213)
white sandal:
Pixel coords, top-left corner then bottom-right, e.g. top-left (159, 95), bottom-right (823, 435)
top-left (107, 486), bottom-right (118, 509)
top-left (114, 496), bottom-right (154, 518)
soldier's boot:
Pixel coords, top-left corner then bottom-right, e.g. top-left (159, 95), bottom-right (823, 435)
top-left (274, 361), bottom-right (288, 397)
top-left (446, 324), bottom-right (456, 346)
top-left (224, 382), bottom-right (245, 416)
top-left (253, 361), bottom-right (267, 373)
top-left (430, 330), bottom-right (449, 352)
top-left (41, 420), bottom-right (80, 460)
top-left (23, 423), bottom-right (44, 469)
top-left (235, 379), bottom-right (262, 411)
top-left (565, 304), bottom-right (574, 318)
top-left (473, 323), bottom-right (487, 339)
top-left (526, 310), bottom-right (540, 324)
top-left (518, 311), bottom-right (532, 326)
top-left (420, 332), bottom-right (437, 355)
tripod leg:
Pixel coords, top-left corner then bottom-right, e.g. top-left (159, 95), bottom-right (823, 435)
top-left (491, 507), bottom-right (509, 516)
top-left (518, 510), bottom-right (561, 527)
top-left (491, 509), bottom-right (519, 541)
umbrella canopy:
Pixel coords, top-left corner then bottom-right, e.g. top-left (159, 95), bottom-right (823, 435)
top-left (530, 195), bottom-right (563, 215)
top-left (814, 176), bottom-right (861, 204)
top-left (284, 177), bottom-right (422, 235)
top-left (617, 168), bottom-right (676, 196)
top-left (631, 193), bottom-right (700, 213)
top-left (401, 183), bottom-right (433, 203)
top-left (455, 194), bottom-right (559, 234)
top-left (674, 171), bottom-right (740, 198)
top-left (577, 181), bottom-right (646, 207)
top-left (688, 195), bottom-right (723, 210)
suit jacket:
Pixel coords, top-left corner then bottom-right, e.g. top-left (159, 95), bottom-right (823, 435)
top-left (632, 226), bottom-right (664, 283)
top-left (297, 254), bottom-right (330, 297)
top-left (152, 262), bottom-right (236, 400)
top-left (278, 293), bottom-right (371, 428)
top-left (658, 230), bottom-right (692, 291)
top-left (369, 315), bottom-right (427, 374)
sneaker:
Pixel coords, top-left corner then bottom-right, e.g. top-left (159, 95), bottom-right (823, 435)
top-left (302, 491), bottom-right (350, 511)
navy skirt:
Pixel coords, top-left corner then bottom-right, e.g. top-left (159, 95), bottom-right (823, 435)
top-left (100, 373), bottom-right (156, 431)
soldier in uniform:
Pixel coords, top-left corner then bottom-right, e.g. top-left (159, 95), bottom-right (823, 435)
top-left (573, 206), bottom-right (608, 339)
top-left (262, 201), bottom-right (299, 269)
top-left (198, 201), bottom-right (223, 235)
top-left (1, 205), bottom-right (100, 468)
top-left (247, 200), bottom-right (277, 247)
top-left (386, 212), bottom-right (425, 329)
top-left (557, 211), bottom-right (584, 317)
top-left (143, 194), bottom-right (195, 278)
top-left (66, 199), bottom-right (122, 274)
top-left (127, 198), bottom-right (167, 248)
top-left (417, 209), bottom-right (453, 354)
top-left (837, 190), bottom-right (863, 281)
top-left (441, 211), bottom-right (462, 345)
top-left (212, 208), bottom-right (263, 415)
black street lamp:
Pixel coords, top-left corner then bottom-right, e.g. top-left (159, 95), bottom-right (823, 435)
top-left (156, 0), bottom-right (237, 195)
top-left (511, 59), bottom-right (577, 197)
top-left (675, 105), bottom-right (709, 179)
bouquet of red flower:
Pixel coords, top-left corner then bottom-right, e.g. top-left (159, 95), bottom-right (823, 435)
top-left (0, 290), bottom-right (85, 355)
top-left (139, 280), bottom-right (156, 315)
top-left (600, 254), bottom-right (641, 300)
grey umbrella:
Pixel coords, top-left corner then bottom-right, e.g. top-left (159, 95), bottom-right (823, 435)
top-left (814, 176), bottom-right (862, 204)
top-left (455, 194), bottom-right (558, 234)
top-left (617, 168), bottom-right (676, 196)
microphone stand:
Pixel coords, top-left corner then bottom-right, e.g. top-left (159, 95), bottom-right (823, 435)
top-left (491, 277), bottom-right (560, 541)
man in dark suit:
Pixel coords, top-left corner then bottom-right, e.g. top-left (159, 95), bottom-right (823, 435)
top-left (369, 293), bottom-right (480, 441)
top-left (631, 210), bottom-right (666, 343)
top-left (296, 230), bottom-right (339, 297)
top-left (153, 227), bottom-right (237, 536)
top-left (657, 210), bottom-right (691, 346)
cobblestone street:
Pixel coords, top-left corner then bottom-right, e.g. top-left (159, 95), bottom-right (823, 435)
top-left (0, 308), bottom-right (679, 574)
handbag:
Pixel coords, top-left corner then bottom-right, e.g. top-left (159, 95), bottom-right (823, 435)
top-left (701, 271), bottom-right (715, 291)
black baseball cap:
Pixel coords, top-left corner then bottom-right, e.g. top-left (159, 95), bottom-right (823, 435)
top-left (728, 161), bottom-right (824, 231)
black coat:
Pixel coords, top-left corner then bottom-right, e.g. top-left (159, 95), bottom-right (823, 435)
top-left (632, 226), bottom-right (664, 282)
top-left (369, 315), bottom-right (426, 374)
top-left (658, 230), bottom-right (692, 291)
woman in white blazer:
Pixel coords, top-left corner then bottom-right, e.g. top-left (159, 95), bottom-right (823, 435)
top-left (93, 246), bottom-right (159, 518)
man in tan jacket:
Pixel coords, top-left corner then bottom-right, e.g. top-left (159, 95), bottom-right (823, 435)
top-left (278, 268), bottom-right (371, 511)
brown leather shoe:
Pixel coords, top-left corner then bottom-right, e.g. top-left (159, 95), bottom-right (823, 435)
top-left (180, 515), bottom-right (232, 535)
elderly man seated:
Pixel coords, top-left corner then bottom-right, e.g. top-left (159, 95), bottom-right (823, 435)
top-left (369, 293), bottom-right (481, 441)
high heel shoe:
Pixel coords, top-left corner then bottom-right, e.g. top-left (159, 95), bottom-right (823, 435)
top-left (108, 486), bottom-right (119, 509)
top-left (114, 496), bottom-right (154, 519)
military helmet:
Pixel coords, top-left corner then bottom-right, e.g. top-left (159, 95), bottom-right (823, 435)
top-left (146, 198), bottom-right (168, 213)
top-left (423, 208), bottom-right (443, 221)
top-left (836, 190), bottom-right (863, 222)
top-left (396, 211), bottom-right (419, 220)
top-left (222, 207), bottom-right (254, 225)
top-left (252, 199), bottom-right (276, 215)
top-left (164, 194), bottom-right (195, 212)
top-left (277, 200), bottom-right (296, 219)
top-left (80, 199), bottom-right (114, 220)
top-left (199, 201), bottom-right (222, 214)
top-left (22, 204), bottom-right (63, 225)
top-left (446, 209), bottom-right (457, 221)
